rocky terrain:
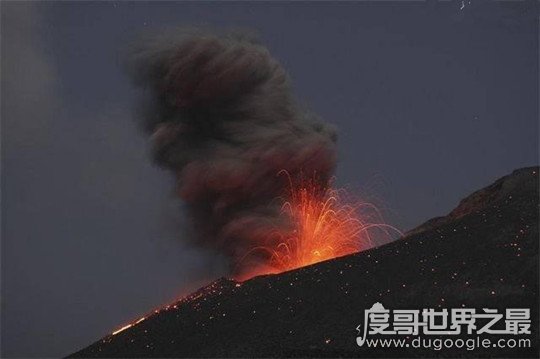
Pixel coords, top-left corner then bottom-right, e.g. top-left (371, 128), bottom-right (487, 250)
top-left (72, 167), bottom-right (539, 358)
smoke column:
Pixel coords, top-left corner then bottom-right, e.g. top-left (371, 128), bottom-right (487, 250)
top-left (128, 28), bottom-right (338, 277)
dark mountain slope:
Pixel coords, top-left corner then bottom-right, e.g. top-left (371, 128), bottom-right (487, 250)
top-left (72, 167), bottom-right (539, 358)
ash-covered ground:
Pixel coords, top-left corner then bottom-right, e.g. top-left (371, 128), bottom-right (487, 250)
top-left (72, 167), bottom-right (539, 358)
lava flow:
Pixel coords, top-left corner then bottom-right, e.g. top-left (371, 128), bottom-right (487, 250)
top-left (237, 174), bottom-right (399, 280)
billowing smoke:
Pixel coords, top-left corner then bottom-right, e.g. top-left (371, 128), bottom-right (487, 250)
top-left (128, 28), bottom-right (337, 276)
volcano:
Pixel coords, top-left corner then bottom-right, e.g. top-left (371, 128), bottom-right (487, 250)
top-left (71, 167), bottom-right (539, 358)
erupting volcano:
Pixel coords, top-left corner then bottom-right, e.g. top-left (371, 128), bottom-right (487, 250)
top-left (126, 28), bottom-right (396, 278)
top-left (73, 167), bottom-right (540, 358)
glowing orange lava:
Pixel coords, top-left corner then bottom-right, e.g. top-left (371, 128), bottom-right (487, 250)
top-left (111, 316), bottom-right (146, 336)
top-left (238, 173), bottom-right (399, 280)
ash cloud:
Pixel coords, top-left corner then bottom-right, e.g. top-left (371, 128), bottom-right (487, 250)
top-left (128, 28), bottom-right (337, 275)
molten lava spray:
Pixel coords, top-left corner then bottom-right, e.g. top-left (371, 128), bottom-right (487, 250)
top-left (236, 172), bottom-right (397, 280)
top-left (127, 28), bottom-right (394, 279)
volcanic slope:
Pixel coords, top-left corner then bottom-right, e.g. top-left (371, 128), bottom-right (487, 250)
top-left (72, 167), bottom-right (539, 358)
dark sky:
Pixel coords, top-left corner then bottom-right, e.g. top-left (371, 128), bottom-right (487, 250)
top-left (1, 1), bottom-right (537, 357)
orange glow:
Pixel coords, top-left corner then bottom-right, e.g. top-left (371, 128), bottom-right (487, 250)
top-left (111, 316), bottom-right (146, 336)
top-left (238, 172), bottom-right (399, 280)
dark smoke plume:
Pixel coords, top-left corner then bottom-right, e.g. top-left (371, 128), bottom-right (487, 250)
top-left (128, 28), bottom-right (337, 276)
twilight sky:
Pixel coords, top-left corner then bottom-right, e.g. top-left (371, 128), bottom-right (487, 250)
top-left (1, 1), bottom-right (537, 357)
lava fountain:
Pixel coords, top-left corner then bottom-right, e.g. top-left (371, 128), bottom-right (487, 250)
top-left (236, 172), bottom-right (399, 280)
